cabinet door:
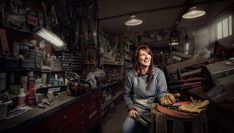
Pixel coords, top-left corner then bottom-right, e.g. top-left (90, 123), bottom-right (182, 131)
top-left (46, 111), bottom-right (67, 132)
top-left (21, 108), bottom-right (68, 133)
top-left (58, 96), bottom-right (87, 133)
top-left (26, 96), bottom-right (87, 133)
top-left (87, 91), bottom-right (101, 132)
top-left (60, 110), bottom-right (87, 133)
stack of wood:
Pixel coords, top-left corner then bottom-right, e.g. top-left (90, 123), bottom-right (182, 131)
top-left (166, 57), bottom-right (214, 80)
top-left (168, 77), bottom-right (204, 91)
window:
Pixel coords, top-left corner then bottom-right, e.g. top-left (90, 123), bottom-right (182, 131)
top-left (217, 15), bottom-right (232, 39)
top-left (217, 22), bottom-right (222, 39)
top-left (229, 15), bottom-right (232, 35)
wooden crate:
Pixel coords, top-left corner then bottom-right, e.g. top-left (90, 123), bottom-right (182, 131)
top-left (151, 110), bottom-right (208, 133)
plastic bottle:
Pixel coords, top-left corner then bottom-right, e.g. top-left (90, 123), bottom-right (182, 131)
top-left (53, 74), bottom-right (59, 86)
top-left (18, 88), bottom-right (26, 106)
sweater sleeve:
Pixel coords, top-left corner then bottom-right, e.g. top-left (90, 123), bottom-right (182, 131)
top-left (156, 70), bottom-right (168, 101)
top-left (123, 71), bottom-right (135, 110)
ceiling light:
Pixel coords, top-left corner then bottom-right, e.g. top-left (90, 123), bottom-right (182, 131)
top-left (182, 6), bottom-right (206, 19)
top-left (34, 27), bottom-right (66, 48)
top-left (125, 15), bottom-right (143, 26)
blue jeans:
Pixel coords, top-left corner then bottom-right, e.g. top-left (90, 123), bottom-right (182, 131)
top-left (122, 117), bottom-right (150, 133)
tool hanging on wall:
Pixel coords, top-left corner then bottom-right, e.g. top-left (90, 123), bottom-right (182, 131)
top-left (0, 28), bottom-right (10, 56)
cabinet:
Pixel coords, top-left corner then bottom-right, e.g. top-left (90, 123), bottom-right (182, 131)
top-left (26, 95), bottom-right (87, 133)
top-left (56, 95), bottom-right (88, 133)
top-left (87, 89), bottom-right (101, 131)
top-left (12, 90), bottom-right (101, 133)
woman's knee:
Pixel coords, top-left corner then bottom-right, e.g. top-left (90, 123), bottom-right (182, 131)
top-left (122, 117), bottom-right (136, 133)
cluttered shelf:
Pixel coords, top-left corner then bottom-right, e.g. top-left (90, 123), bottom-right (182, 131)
top-left (40, 70), bottom-right (65, 73)
top-left (0, 68), bottom-right (41, 72)
top-left (0, 68), bottom-right (65, 73)
top-left (101, 91), bottom-right (123, 111)
top-left (102, 62), bottom-right (122, 66)
top-left (100, 79), bottom-right (122, 89)
top-left (102, 58), bottom-right (123, 66)
top-left (83, 62), bottom-right (96, 65)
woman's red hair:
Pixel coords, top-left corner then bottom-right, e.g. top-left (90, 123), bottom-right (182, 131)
top-left (132, 44), bottom-right (154, 90)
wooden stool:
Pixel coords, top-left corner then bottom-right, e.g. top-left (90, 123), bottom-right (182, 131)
top-left (151, 110), bottom-right (208, 133)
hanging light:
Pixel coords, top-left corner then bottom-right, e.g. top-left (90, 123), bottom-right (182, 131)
top-left (182, 6), bottom-right (206, 19)
top-left (33, 27), bottom-right (66, 48)
top-left (125, 15), bottom-right (143, 26)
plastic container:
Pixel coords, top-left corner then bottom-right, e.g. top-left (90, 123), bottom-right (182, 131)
top-left (0, 101), bottom-right (12, 120)
top-left (18, 88), bottom-right (26, 106)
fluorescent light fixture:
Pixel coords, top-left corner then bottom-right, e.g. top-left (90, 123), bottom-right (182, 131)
top-left (34, 27), bottom-right (66, 48)
top-left (125, 15), bottom-right (143, 26)
top-left (182, 6), bottom-right (206, 19)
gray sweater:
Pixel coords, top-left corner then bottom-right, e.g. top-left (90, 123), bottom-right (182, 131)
top-left (123, 66), bottom-right (168, 120)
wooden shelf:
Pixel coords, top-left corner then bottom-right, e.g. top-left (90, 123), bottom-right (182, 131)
top-left (41, 70), bottom-right (64, 73)
top-left (0, 68), bottom-right (65, 72)
top-left (0, 68), bottom-right (41, 72)
top-left (100, 80), bottom-right (122, 89)
top-left (3, 23), bottom-right (31, 33)
top-left (103, 62), bottom-right (122, 66)
top-left (101, 91), bottom-right (123, 111)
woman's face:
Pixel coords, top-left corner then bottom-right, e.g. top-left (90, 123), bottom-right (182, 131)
top-left (138, 49), bottom-right (152, 67)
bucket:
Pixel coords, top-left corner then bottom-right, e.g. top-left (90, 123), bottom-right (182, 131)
top-left (0, 101), bottom-right (12, 120)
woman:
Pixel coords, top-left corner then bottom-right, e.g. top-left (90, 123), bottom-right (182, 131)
top-left (122, 45), bottom-right (175, 133)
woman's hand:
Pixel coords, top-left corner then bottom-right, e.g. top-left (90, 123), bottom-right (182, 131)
top-left (160, 93), bottom-right (176, 106)
top-left (128, 110), bottom-right (139, 118)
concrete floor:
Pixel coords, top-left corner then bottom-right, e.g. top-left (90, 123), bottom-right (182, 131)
top-left (101, 100), bottom-right (127, 133)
